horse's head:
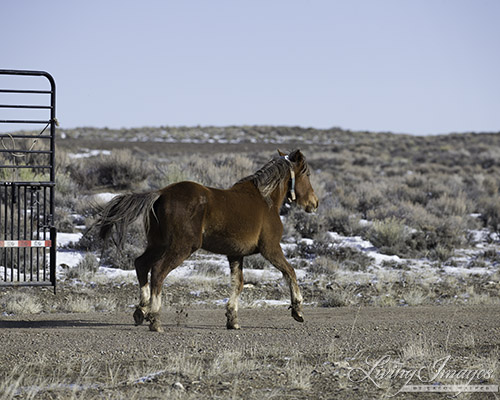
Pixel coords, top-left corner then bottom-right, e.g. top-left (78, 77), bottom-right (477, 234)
top-left (279, 149), bottom-right (319, 213)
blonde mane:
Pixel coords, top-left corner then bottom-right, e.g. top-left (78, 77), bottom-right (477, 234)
top-left (237, 155), bottom-right (309, 204)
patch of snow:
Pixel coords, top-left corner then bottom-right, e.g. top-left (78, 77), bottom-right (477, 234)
top-left (57, 250), bottom-right (84, 268)
top-left (97, 266), bottom-right (135, 279)
top-left (250, 299), bottom-right (289, 307)
top-left (58, 232), bottom-right (83, 247)
top-left (214, 298), bottom-right (229, 306)
top-left (328, 231), bottom-right (403, 267)
top-left (442, 266), bottom-right (492, 276)
top-left (68, 149), bottom-right (111, 159)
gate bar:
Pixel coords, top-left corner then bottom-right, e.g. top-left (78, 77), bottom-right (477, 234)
top-left (0, 119), bottom-right (52, 124)
top-left (0, 105), bottom-right (52, 109)
top-left (0, 134), bottom-right (52, 139)
top-left (0, 89), bottom-right (52, 94)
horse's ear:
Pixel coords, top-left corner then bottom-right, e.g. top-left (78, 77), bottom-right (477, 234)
top-left (277, 149), bottom-right (287, 157)
top-left (288, 149), bottom-right (304, 163)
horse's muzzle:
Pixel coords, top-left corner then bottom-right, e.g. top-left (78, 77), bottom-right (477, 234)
top-left (304, 196), bottom-right (319, 213)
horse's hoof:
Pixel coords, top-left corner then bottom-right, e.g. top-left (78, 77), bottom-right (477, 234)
top-left (149, 319), bottom-right (164, 332)
top-left (149, 325), bottom-right (164, 333)
top-left (291, 308), bottom-right (304, 323)
top-left (226, 322), bottom-right (241, 330)
top-left (133, 307), bottom-right (145, 326)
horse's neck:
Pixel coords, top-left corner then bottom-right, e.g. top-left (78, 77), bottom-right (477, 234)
top-left (268, 174), bottom-right (289, 210)
top-left (232, 176), bottom-right (288, 210)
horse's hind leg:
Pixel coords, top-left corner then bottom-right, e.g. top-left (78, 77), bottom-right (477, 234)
top-left (133, 247), bottom-right (164, 326)
top-left (226, 256), bottom-right (244, 329)
top-left (147, 249), bottom-right (192, 332)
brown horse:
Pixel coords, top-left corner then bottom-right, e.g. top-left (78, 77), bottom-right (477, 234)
top-left (97, 149), bottom-right (318, 332)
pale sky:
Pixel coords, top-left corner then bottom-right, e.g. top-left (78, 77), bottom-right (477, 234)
top-left (1, 0), bottom-right (499, 135)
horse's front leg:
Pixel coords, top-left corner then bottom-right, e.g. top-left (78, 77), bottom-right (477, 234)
top-left (226, 256), bottom-right (244, 329)
top-left (261, 246), bottom-right (304, 322)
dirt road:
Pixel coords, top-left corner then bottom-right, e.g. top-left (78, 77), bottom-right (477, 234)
top-left (0, 305), bottom-right (499, 399)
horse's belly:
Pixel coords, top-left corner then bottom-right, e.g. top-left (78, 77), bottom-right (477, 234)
top-left (201, 233), bottom-right (257, 256)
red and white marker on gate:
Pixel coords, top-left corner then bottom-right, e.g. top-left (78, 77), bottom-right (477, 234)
top-left (0, 240), bottom-right (52, 248)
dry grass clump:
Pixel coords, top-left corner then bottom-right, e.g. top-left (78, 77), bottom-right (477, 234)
top-left (308, 256), bottom-right (338, 276)
top-left (57, 293), bottom-right (118, 313)
top-left (63, 296), bottom-right (95, 313)
top-left (401, 335), bottom-right (446, 362)
top-left (320, 287), bottom-right (356, 307)
top-left (66, 253), bottom-right (99, 280)
top-left (402, 288), bottom-right (429, 306)
top-left (1, 291), bottom-right (42, 315)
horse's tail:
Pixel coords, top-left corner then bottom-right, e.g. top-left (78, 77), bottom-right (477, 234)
top-left (96, 191), bottom-right (161, 246)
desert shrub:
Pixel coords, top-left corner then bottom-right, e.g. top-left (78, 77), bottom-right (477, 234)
top-left (287, 208), bottom-right (324, 239)
top-left (295, 231), bottom-right (332, 258)
top-left (187, 154), bottom-right (255, 188)
top-left (55, 208), bottom-right (77, 233)
top-left (333, 246), bottom-right (374, 271)
top-left (194, 261), bottom-right (225, 277)
top-left (432, 216), bottom-right (467, 250)
top-left (308, 256), bottom-right (338, 275)
top-left (387, 182), bottom-right (430, 206)
top-left (479, 198), bottom-right (500, 234)
top-left (482, 175), bottom-right (499, 195)
top-left (152, 163), bottom-right (193, 188)
top-left (303, 235), bottom-right (373, 270)
top-left (329, 181), bottom-right (359, 213)
top-left (281, 214), bottom-right (301, 242)
top-left (427, 192), bottom-right (469, 217)
top-left (396, 201), bottom-right (437, 230)
top-left (355, 182), bottom-right (386, 219)
top-left (308, 171), bottom-right (328, 203)
top-left (367, 217), bottom-right (411, 256)
top-left (404, 173), bottom-right (426, 189)
top-left (66, 252), bottom-right (99, 280)
top-left (429, 245), bottom-right (453, 262)
top-left (101, 241), bottom-right (143, 270)
top-left (54, 171), bottom-right (79, 210)
top-left (244, 254), bottom-right (269, 269)
top-left (324, 203), bottom-right (362, 236)
top-left (69, 149), bottom-right (151, 190)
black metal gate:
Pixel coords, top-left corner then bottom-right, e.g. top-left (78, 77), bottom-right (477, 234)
top-left (0, 69), bottom-right (57, 290)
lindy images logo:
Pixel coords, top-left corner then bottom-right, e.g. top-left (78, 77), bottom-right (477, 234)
top-left (347, 354), bottom-right (497, 397)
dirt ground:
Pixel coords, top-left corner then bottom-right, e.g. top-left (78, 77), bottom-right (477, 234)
top-left (0, 305), bottom-right (499, 399)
